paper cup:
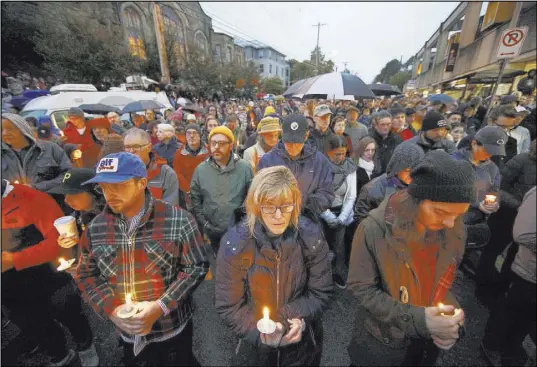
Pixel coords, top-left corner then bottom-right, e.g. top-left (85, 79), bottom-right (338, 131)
top-left (54, 216), bottom-right (78, 243)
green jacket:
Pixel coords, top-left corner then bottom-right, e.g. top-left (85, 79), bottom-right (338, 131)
top-left (347, 191), bottom-right (463, 364)
top-left (190, 154), bottom-right (253, 236)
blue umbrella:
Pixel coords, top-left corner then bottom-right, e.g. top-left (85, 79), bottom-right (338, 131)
top-left (120, 100), bottom-right (165, 114)
top-left (10, 95), bottom-right (31, 109)
top-left (427, 94), bottom-right (455, 105)
top-left (22, 90), bottom-right (49, 99)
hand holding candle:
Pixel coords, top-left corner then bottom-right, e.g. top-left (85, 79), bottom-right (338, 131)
top-left (484, 194), bottom-right (497, 205)
top-left (56, 257), bottom-right (76, 272)
top-left (117, 293), bottom-right (138, 319)
top-left (257, 307), bottom-right (276, 334)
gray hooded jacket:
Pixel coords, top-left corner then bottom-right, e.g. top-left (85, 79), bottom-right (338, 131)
top-left (1, 114), bottom-right (71, 192)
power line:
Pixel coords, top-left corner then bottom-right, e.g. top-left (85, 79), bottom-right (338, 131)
top-left (202, 5), bottom-right (297, 58)
top-left (161, 3), bottom-right (303, 61)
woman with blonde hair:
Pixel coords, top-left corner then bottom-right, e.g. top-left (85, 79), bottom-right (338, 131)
top-left (215, 165), bottom-right (333, 366)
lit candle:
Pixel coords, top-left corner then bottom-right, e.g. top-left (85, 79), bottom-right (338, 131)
top-left (14, 180), bottom-right (19, 184)
top-left (257, 306), bottom-right (276, 334)
top-left (117, 292), bottom-right (137, 319)
top-left (72, 150), bottom-right (82, 160)
top-left (56, 257), bottom-right (75, 271)
top-left (485, 194), bottom-right (497, 205)
top-left (438, 302), bottom-right (446, 316)
top-left (438, 302), bottom-right (461, 317)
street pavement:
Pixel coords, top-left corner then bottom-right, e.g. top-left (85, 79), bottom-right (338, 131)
top-left (2, 269), bottom-right (535, 366)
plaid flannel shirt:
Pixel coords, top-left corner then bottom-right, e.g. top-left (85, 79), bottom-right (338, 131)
top-left (75, 192), bottom-right (209, 355)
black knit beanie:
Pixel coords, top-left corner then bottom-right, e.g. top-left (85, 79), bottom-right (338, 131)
top-left (421, 111), bottom-right (448, 132)
top-left (386, 142), bottom-right (425, 176)
top-left (408, 150), bottom-right (476, 203)
top-left (185, 123), bottom-right (201, 136)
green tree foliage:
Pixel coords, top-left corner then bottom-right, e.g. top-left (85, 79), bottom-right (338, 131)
top-left (373, 59), bottom-right (403, 84)
top-left (389, 71), bottom-right (412, 90)
top-left (31, 3), bottom-right (142, 85)
top-left (289, 46), bottom-right (335, 84)
top-left (173, 42), bottom-right (261, 99)
top-left (1, 2), bottom-right (44, 75)
top-left (262, 77), bottom-right (285, 95)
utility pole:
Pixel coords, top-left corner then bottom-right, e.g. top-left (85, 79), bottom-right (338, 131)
top-left (313, 22), bottom-right (327, 74)
top-left (485, 1), bottom-right (523, 121)
top-left (153, 2), bottom-right (170, 84)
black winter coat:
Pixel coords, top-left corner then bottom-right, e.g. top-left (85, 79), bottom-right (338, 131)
top-left (500, 151), bottom-right (537, 209)
top-left (368, 129), bottom-right (403, 177)
top-left (519, 108), bottom-right (536, 141)
top-left (407, 133), bottom-right (456, 155)
top-left (308, 128), bottom-right (336, 155)
top-left (354, 173), bottom-right (406, 224)
top-left (355, 167), bottom-right (372, 199)
top-left (215, 218), bottom-right (333, 366)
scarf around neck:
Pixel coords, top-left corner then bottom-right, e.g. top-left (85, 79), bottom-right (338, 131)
top-left (329, 158), bottom-right (357, 191)
top-left (358, 158), bottom-right (375, 178)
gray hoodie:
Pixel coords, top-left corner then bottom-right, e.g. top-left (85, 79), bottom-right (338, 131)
top-left (1, 113), bottom-right (72, 192)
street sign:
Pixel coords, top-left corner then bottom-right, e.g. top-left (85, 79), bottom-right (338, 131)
top-left (496, 27), bottom-right (528, 59)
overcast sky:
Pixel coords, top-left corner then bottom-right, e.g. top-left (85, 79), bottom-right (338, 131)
top-left (201, 2), bottom-right (459, 83)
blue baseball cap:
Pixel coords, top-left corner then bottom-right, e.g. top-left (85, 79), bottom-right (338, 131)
top-left (82, 152), bottom-right (147, 185)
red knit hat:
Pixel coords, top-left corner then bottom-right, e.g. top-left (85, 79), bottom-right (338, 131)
top-left (86, 118), bottom-right (112, 132)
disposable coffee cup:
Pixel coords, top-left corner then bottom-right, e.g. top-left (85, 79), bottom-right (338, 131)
top-left (54, 216), bottom-right (78, 245)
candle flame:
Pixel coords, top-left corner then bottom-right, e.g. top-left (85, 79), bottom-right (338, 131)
top-left (125, 293), bottom-right (132, 304)
top-left (14, 180), bottom-right (20, 184)
top-left (263, 307), bottom-right (269, 320)
top-left (438, 302), bottom-right (444, 308)
top-left (59, 257), bottom-right (66, 265)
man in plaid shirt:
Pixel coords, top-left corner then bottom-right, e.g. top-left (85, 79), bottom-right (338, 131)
top-left (75, 152), bottom-right (209, 366)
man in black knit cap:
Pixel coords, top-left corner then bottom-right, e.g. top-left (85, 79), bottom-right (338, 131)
top-left (347, 150), bottom-right (476, 366)
top-left (407, 110), bottom-right (456, 155)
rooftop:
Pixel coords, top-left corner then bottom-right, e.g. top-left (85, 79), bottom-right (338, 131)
top-left (233, 38), bottom-right (286, 57)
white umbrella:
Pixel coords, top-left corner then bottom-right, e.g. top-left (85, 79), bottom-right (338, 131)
top-left (283, 72), bottom-right (374, 100)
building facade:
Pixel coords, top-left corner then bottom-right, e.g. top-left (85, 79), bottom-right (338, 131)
top-left (409, 1), bottom-right (536, 100)
top-left (236, 40), bottom-right (291, 87)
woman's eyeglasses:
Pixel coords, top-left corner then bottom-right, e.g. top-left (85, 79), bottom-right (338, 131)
top-left (260, 204), bottom-right (295, 215)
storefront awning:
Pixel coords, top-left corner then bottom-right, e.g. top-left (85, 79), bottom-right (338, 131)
top-left (468, 69), bottom-right (526, 84)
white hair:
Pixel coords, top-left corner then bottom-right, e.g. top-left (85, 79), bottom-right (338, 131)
top-left (157, 123), bottom-right (175, 134)
top-left (124, 128), bottom-right (151, 144)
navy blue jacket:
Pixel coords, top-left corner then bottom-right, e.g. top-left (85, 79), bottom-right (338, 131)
top-left (215, 217), bottom-right (332, 364)
top-left (257, 141), bottom-right (335, 217)
top-left (152, 136), bottom-right (181, 166)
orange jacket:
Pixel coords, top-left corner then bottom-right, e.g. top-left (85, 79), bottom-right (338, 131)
top-left (1, 183), bottom-right (63, 270)
top-left (173, 146), bottom-right (210, 193)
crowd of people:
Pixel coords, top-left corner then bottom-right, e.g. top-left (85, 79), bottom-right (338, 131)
top-left (1, 91), bottom-right (536, 367)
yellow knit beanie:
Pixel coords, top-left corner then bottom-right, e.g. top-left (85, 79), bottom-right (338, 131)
top-left (208, 126), bottom-right (235, 144)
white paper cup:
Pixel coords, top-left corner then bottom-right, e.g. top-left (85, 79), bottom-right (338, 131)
top-left (54, 216), bottom-right (78, 243)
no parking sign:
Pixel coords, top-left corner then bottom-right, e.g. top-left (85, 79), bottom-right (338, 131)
top-left (496, 27), bottom-right (528, 59)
